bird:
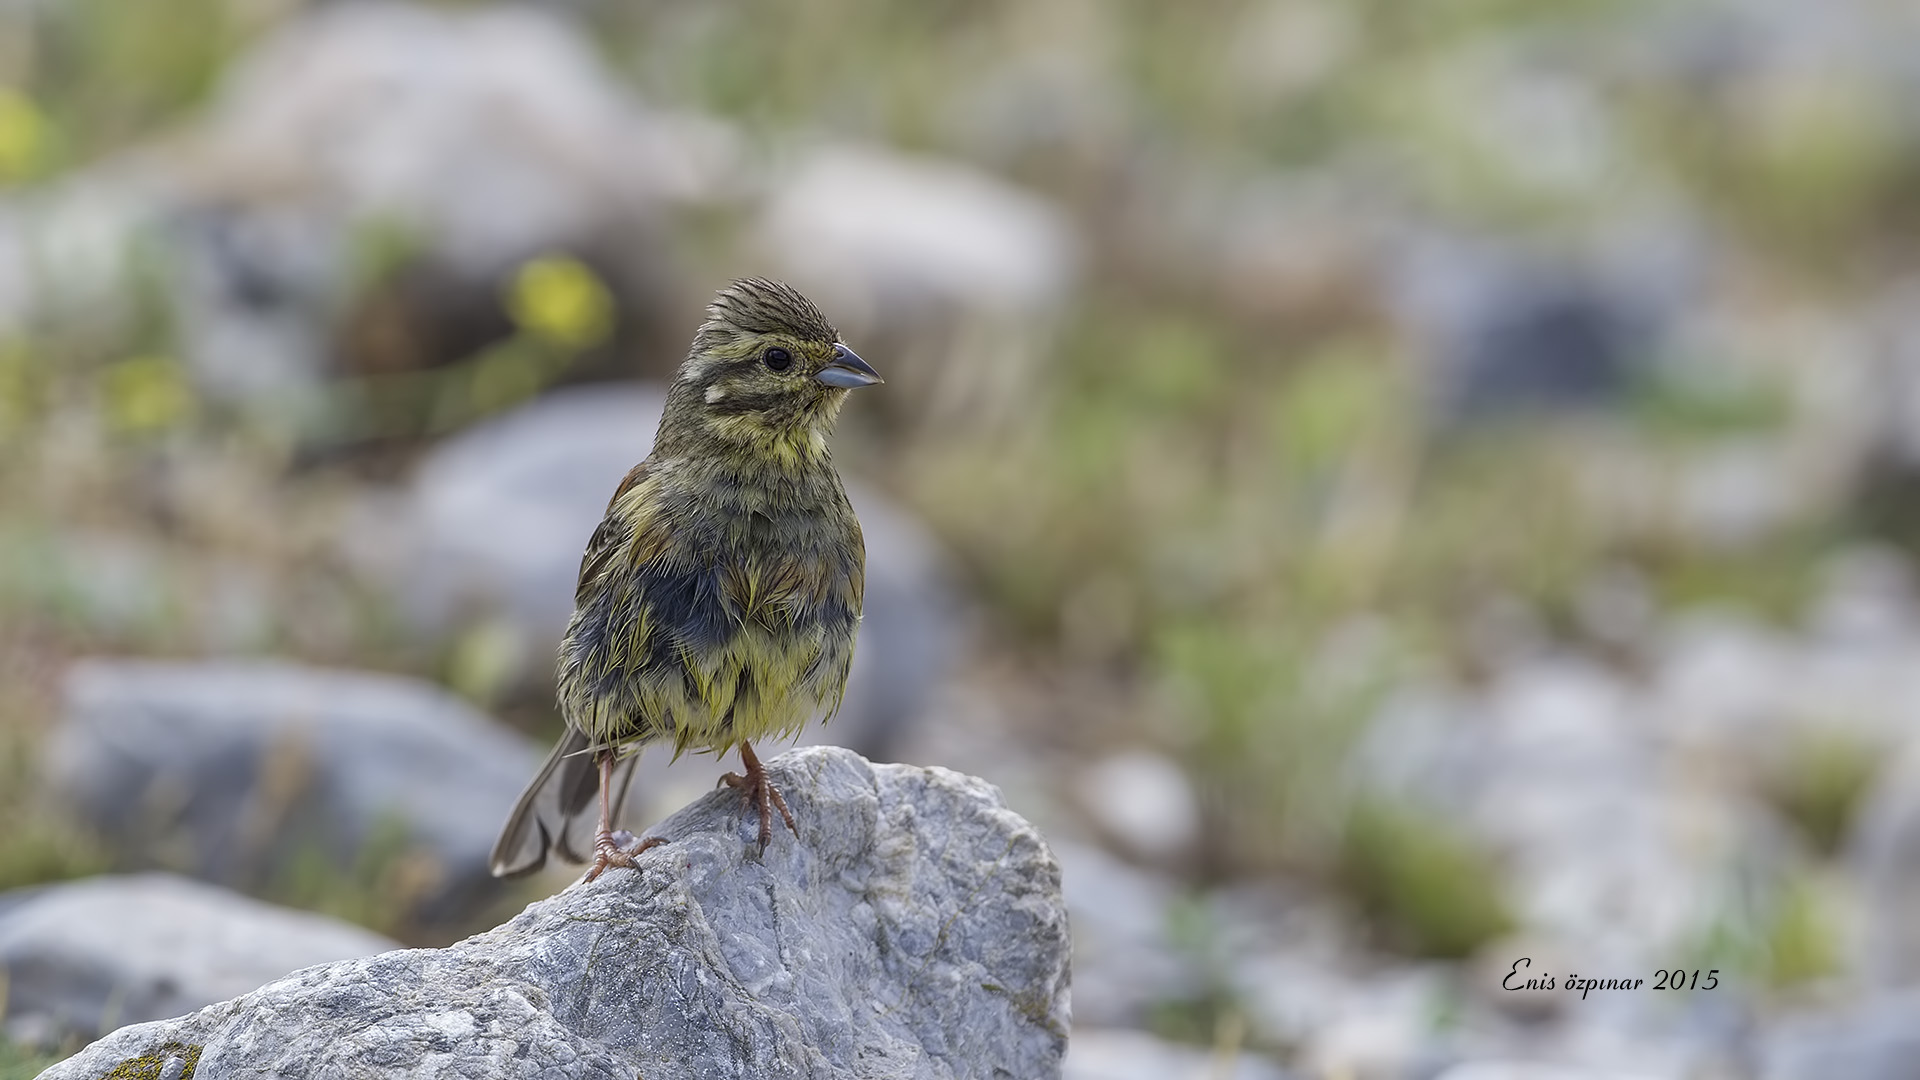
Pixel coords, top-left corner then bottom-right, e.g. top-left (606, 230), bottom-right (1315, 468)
top-left (489, 278), bottom-right (882, 882)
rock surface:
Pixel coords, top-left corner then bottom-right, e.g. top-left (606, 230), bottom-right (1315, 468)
top-left (37, 746), bottom-right (1071, 1080)
top-left (0, 874), bottom-right (397, 1047)
top-left (45, 659), bottom-right (541, 932)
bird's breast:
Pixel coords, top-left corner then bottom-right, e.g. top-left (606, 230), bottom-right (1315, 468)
top-left (557, 472), bottom-right (864, 750)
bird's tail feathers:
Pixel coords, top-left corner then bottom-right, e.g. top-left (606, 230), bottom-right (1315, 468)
top-left (488, 729), bottom-right (638, 878)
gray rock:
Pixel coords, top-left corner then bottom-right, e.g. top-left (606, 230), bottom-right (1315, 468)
top-left (0, 873), bottom-right (396, 1047)
top-left (1762, 991), bottom-right (1920, 1080)
top-left (36, 747), bottom-right (1071, 1080)
top-left (1050, 841), bottom-right (1194, 1029)
top-left (44, 659), bottom-right (540, 932)
top-left (757, 145), bottom-right (1075, 320)
top-left (1389, 235), bottom-right (1689, 422)
top-left (0, 1), bottom-right (743, 403)
top-left (0, 170), bottom-right (165, 345)
top-left (169, 0), bottom-right (742, 398)
top-left (1433, 1065), bottom-right (1663, 1080)
top-left (370, 384), bottom-right (960, 767)
top-left (198, 1), bottom-right (732, 272)
top-left (1072, 750), bottom-right (1200, 864)
top-left (1064, 1029), bottom-right (1290, 1080)
top-left (392, 385), bottom-right (673, 643)
top-left (1851, 743), bottom-right (1920, 989)
top-left (1234, 945), bottom-right (1450, 1080)
top-left (1354, 658), bottom-right (1774, 975)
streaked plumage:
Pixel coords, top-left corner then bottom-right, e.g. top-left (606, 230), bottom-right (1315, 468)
top-left (491, 278), bottom-right (881, 879)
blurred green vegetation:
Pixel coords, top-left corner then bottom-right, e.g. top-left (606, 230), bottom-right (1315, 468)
top-left (1147, 894), bottom-right (1251, 1048)
top-left (0, 677), bottom-right (107, 894)
top-left (1760, 731), bottom-right (1880, 857)
top-left (1339, 797), bottom-right (1512, 959)
top-left (1692, 865), bottom-right (1844, 991)
top-left (5, 0), bottom-right (254, 176)
top-left (1762, 873), bottom-right (1842, 987)
top-left (0, 1035), bottom-right (65, 1080)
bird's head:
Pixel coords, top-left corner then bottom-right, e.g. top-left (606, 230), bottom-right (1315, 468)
top-left (660, 278), bottom-right (881, 462)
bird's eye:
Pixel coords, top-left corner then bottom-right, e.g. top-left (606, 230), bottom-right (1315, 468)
top-left (763, 347), bottom-right (793, 372)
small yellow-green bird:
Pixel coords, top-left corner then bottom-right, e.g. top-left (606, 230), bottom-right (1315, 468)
top-left (490, 278), bottom-right (882, 881)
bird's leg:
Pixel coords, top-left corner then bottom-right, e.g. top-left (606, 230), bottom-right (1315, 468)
top-left (720, 741), bottom-right (797, 850)
top-left (583, 751), bottom-right (663, 882)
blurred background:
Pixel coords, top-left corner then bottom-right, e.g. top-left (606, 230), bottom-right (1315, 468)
top-left (6, 0), bottom-right (1920, 1077)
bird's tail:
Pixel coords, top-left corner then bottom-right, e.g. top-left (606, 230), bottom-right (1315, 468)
top-left (489, 728), bottom-right (638, 878)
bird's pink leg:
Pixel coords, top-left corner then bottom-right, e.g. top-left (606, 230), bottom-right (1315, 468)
top-left (583, 751), bottom-right (663, 882)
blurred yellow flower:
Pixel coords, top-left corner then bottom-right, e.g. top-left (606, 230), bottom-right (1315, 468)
top-left (0, 88), bottom-right (46, 183)
top-left (102, 356), bottom-right (194, 434)
top-left (506, 255), bottom-right (614, 349)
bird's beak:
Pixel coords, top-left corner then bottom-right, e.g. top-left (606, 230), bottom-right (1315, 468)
top-left (816, 344), bottom-right (883, 389)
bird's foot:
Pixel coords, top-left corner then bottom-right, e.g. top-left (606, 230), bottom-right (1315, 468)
top-left (720, 766), bottom-right (797, 851)
top-left (583, 828), bottom-right (664, 883)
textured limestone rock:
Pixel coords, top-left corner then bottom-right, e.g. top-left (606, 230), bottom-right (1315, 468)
top-left (45, 659), bottom-right (541, 933)
top-left (0, 874), bottom-right (397, 1047)
top-left (37, 747), bottom-right (1071, 1080)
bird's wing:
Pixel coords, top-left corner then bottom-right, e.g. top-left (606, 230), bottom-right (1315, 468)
top-left (575, 461), bottom-right (657, 604)
top-left (492, 462), bottom-right (662, 879)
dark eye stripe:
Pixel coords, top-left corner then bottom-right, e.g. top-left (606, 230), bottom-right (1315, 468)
top-left (708, 390), bottom-right (789, 416)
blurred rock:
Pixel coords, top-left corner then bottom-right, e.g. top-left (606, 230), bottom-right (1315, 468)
top-left (1655, 604), bottom-right (1920, 782)
top-left (1854, 282), bottom-right (1920, 548)
top-left (1850, 743), bottom-right (1920, 988)
top-left (45, 659), bottom-right (540, 933)
top-left (0, 202), bottom-right (28, 329)
top-left (0, 873), bottom-right (395, 1047)
top-left (1235, 945), bottom-right (1448, 1080)
top-left (197, 1), bottom-right (731, 268)
top-left (1390, 236), bottom-right (1688, 422)
top-left (1434, 1065), bottom-right (1662, 1080)
top-left (0, 1), bottom-right (743, 402)
top-left (1065, 1029), bottom-right (1291, 1080)
top-left (365, 384), bottom-right (960, 769)
top-left (38, 747), bottom-right (1070, 1080)
top-left (1763, 991), bottom-right (1920, 1080)
top-left (1356, 658), bottom-right (1770, 974)
top-left (1074, 749), bottom-right (1201, 863)
top-left (1052, 839), bottom-right (1196, 1028)
top-left (755, 144), bottom-right (1078, 431)
top-left (182, 0), bottom-right (747, 393)
top-left (0, 170), bottom-right (164, 345)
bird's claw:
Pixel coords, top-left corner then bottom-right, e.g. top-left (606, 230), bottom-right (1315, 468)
top-left (583, 828), bottom-right (664, 883)
top-left (722, 769), bottom-right (797, 851)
